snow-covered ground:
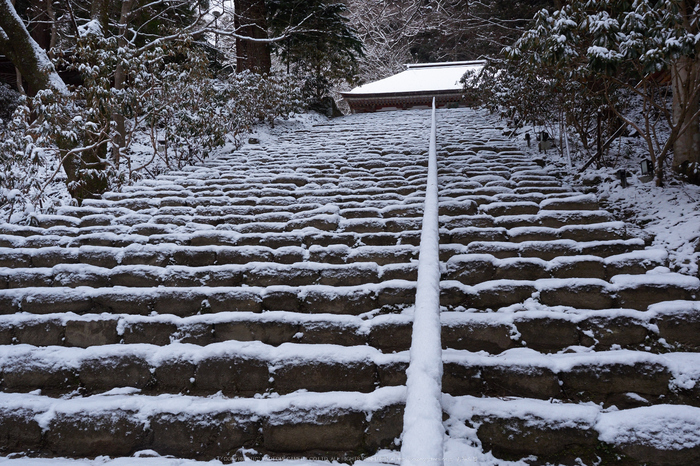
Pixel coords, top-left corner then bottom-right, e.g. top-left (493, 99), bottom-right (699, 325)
top-left (598, 175), bottom-right (700, 276)
top-left (518, 125), bottom-right (700, 278)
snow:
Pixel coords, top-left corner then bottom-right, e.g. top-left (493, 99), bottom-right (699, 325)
top-left (401, 101), bottom-right (444, 466)
top-left (0, 340), bottom-right (408, 373)
top-left (599, 179), bottom-right (700, 276)
top-left (597, 405), bottom-right (700, 449)
top-left (440, 347), bottom-right (700, 382)
top-left (77, 20), bottom-right (103, 38)
top-left (0, 385), bottom-right (406, 429)
top-left (444, 395), bottom-right (700, 464)
top-left (345, 62), bottom-right (484, 95)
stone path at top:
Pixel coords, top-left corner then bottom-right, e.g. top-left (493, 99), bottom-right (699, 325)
top-left (0, 108), bottom-right (699, 465)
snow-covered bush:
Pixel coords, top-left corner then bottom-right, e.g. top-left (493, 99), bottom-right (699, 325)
top-left (139, 49), bottom-right (302, 173)
top-left (0, 101), bottom-right (46, 221)
top-left (37, 32), bottom-right (302, 198)
top-left (0, 31), bottom-right (303, 218)
top-left (462, 54), bottom-right (627, 167)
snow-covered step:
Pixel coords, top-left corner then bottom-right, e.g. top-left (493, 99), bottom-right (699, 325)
top-left (0, 263), bottom-right (394, 289)
top-left (442, 348), bottom-right (700, 407)
top-left (447, 238), bottom-right (645, 260)
top-left (0, 228), bottom-right (423, 250)
top-left (442, 302), bottom-right (700, 353)
top-left (442, 223), bottom-right (632, 246)
top-left (0, 244), bottom-right (420, 270)
top-left (0, 312), bottom-right (416, 351)
top-left (0, 341), bottom-right (409, 396)
top-left (440, 273), bottom-right (700, 311)
top-left (445, 395), bottom-right (700, 465)
top-left (444, 249), bottom-right (666, 283)
top-left (0, 281), bottom-right (417, 317)
top-left (0, 389), bottom-right (404, 460)
top-left (442, 308), bottom-right (657, 354)
top-left (0, 261), bottom-right (417, 289)
top-left (491, 209), bottom-right (617, 228)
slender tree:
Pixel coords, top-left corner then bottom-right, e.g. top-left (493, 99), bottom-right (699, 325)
top-left (670, 0), bottom-right (700, 180)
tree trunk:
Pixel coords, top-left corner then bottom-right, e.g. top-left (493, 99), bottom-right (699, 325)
top-left (47, 0), bottom-right (57, 51)
top-left (670, 0), bottom-right (700, 183)
top-left (112, 0), bottom-right (136, 169)
top-left (0, 0), bottom-right (67, 96)
top-left (671, 55), bottom-right (700, 184)
top-left (234, 0), bottom-right (271, 74)
top-left (15, 67), bottom-right (24, 94)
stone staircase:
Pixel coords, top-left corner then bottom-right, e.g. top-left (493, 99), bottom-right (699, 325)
top-left (435, 111), bottom-right (700, 465)
top-left (0, 108), bottom-right (699, 465)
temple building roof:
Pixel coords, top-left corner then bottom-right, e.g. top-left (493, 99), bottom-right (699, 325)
top-left (341, 61), bottom-right (485, 113)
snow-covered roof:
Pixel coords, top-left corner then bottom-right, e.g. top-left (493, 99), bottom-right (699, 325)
top-left (345, 61), bottom-right (485, 95)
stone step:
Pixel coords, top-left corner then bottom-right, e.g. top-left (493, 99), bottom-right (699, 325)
top-left (492, 210), bottom-right (616, 228)
top-left (442, 349), bottom-right (700, 407)
top-left (453, 238), bottom-right (645, 260)
top-left (0, 244), bottom-right (420, 269)
top-left (0, 262), bottom-right (419, 289)
top-left (0, 281), bottom-right (416, 317)
top-left (74, 189), bottom-right (427, 209)
top-left (440, 274), bottom-right (700, 311)
top-left (441, 303), bottom-right (700, 354)
top-left (442, 221), bottom-right (634, 245)
top-left (445, 395), bottom-right (700, 465)
top-left (439, 210), bottom-right (621, 232)
top-left (443, 249), bottom-right (667, 283)
top-left (96, 182), bottom-right (428, 200)
top-left (0, 312), bottom-right (414, 352)
top-left (0, 342), bottom-right (408, 396)
top-left (0, 389), bottom-right (404, 460)
top-left (0, 230), bottom-right (423, 249)
top-left (27, 209), bottom-right (426, 234)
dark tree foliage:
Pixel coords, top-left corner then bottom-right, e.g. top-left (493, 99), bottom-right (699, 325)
top-left (267, 0), bottom-right (363, 100)
top-left (0, 82), bottom-right (19, 122)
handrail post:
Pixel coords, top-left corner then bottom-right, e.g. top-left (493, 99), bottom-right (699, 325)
top-left (400, 98), bottom-right (444, 466)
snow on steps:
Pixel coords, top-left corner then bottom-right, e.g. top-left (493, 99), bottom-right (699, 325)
top-left (0, 388), bottom-right (405, 459)
top-left (445, 395), bottom-right (700, 465)
top-left (0, 111), bottom-right (438, 461)
top-left (0, 341), bottom-right (409, 396)
top-left (0, 108), bottom-right (698, 464)
top-left (442, 348), bottom-right (700, 407)
top-left (436, 109), bottom-right (700, 465)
